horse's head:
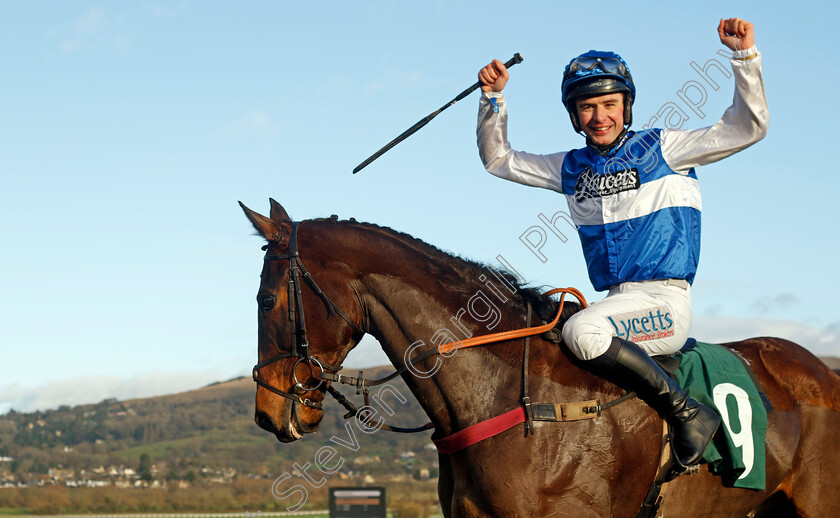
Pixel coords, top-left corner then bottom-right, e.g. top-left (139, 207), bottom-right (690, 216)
top-left (240, 199), bottom-right (366, 442)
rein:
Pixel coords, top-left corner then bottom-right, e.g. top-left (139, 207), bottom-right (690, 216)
top-left (319, 287), bottom-right (592, 434)
top-left (320, 287), bottom-right (585, 388)
top-left (322, 286), bottom-right (640, 449)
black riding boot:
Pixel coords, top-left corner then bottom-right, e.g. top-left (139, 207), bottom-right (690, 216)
top-left (584, 337), bottom-right (721, 469)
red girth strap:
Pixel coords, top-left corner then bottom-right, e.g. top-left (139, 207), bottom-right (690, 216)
top-left (433, 407), bottom-right (526, 454)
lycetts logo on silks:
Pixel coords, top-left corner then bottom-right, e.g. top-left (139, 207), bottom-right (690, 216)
top-left (574, 166), bottom-right (640, 201)
top-left (608, 308), bottom-right (674, 343)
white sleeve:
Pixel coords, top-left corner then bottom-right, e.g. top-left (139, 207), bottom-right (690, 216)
top-left (661, 46), bottom-right (769, 173)
top-left (477, 91), bottom-right (567, 193)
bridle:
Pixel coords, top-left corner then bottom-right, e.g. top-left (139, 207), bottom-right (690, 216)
top-left (251, 221), bottom-right (364, 410)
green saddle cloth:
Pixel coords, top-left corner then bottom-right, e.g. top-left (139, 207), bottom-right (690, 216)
top-left (674, 341), bottom-right (769, 490)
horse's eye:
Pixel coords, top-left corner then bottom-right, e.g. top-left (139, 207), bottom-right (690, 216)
top-left (258, 294), bottom-right (276, 312)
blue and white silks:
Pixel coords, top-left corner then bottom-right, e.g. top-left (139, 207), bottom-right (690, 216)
top-left (477, 47), bottom-right (768, 293)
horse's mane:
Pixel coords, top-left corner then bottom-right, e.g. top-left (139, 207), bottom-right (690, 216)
top-left (312, 216), bottom-right (577, 323)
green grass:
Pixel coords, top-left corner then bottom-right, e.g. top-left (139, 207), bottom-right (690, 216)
top-left (113, 436), bottom-right (198, 459)
top-left (113, 430), bottom-right (269, 461)
top-left (0, 509), bottom-right (30, 516)
top-left (213, 435), bottom-right (265, 450)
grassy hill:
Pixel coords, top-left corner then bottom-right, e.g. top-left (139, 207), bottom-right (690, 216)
top-left (0, 367), bottom-right (439, 514)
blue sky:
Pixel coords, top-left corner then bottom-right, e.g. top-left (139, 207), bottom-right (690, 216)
top-left (2, 1), bottom-right (838, 413)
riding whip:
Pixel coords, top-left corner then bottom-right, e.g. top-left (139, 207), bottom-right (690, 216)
top-left (352, 52), bottom-right (524, 174)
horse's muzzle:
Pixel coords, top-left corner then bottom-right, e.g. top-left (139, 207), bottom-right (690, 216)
top-left (255, 409), bottom-right (303, 443)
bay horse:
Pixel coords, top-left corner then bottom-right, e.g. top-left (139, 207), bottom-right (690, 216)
top-left (241, 199), bottom-right (840, 518)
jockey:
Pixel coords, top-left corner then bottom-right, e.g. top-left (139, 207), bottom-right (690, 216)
top-left (476, 18), bottom-right (767, 470)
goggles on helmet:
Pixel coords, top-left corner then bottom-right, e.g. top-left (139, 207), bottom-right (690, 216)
top-left (565, 55), bottom-right (628, 78)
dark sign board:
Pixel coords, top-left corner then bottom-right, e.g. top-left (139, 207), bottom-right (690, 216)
top-left (329, 486), bottom-right (386, 518)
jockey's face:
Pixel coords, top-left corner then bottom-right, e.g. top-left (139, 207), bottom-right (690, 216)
top-left (575, 93), bottom-right (625, 145)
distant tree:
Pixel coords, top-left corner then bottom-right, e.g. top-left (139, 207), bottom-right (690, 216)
top-left (31, 460), bottom-right (49, 475)
top-left (139, 453), bottom-right (152, 482)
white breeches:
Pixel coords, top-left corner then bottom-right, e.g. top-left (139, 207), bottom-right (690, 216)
top-left (561, 279), bottom-right (693, 360)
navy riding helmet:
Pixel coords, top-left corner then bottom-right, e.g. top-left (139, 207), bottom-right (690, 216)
top-left (562, 50), bottom-right (635, 133)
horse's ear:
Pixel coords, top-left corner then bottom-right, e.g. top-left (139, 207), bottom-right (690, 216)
top-left (239, 201), bottom-right (288, 241)
top-left (269, 198), bottom-right (292, 224)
